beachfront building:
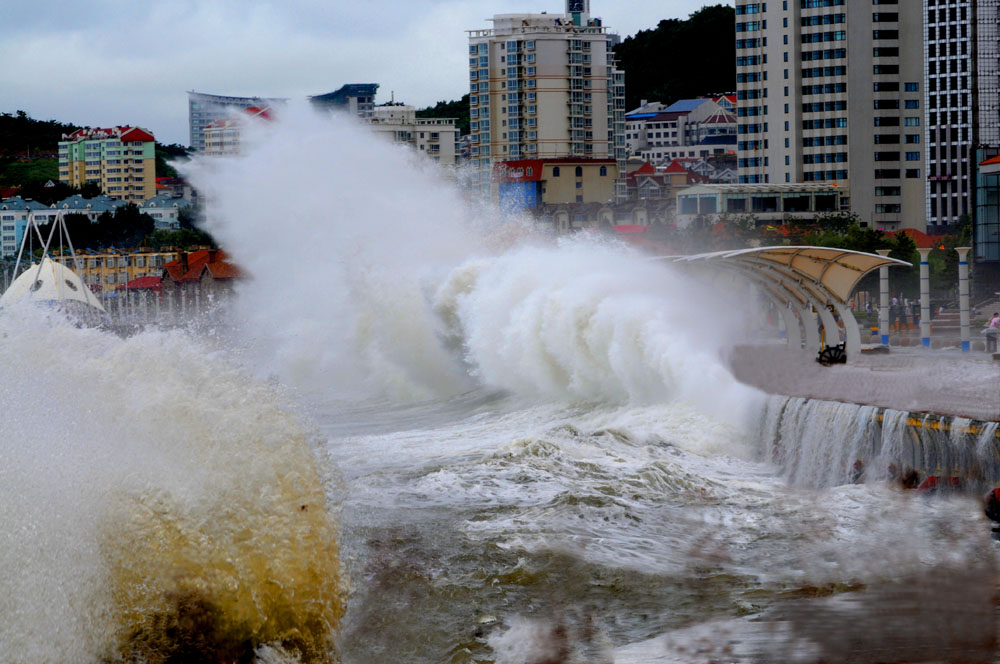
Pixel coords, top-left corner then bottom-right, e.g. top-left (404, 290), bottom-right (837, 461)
top-left (734, 0), bottom-right (924, 232)
top-left (58, 126), bottom-right (157, 202)
top-left (367, 104), bottom-right (459, 166)
top-left (467, 0), bottom-right (627, 202)
top-left (675, 183), bottom-right (844, 229)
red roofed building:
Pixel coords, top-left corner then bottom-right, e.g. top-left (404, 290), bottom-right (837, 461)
top-left (625, 159), bottom-right (711, 204)
top-left (885, 228), bottom-right (948, 249)
top-left (204, 106), bottom-right (275, 156)
top-left (58, 126), bottom-right (157, 202)
top-left (160, 250), bottom-right (244, 307)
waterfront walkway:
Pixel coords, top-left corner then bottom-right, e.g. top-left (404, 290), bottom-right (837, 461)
top-left (729, 343), bottom-right (1000, 421)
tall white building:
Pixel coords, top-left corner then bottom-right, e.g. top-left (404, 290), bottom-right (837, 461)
top-left (467, 0), bottom-right (627, 201)
top-left (735, 0), bottom-right (925, 232)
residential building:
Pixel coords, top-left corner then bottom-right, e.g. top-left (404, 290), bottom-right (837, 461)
top-left (187, 91), bottom-right (286, 152)
top-left (54, 250), bottom-right (181, 292)
top-left (160, 250), bottom-right (243, 306)
top-left (676, 183), bottom-right (844, 229)
top-left (138, 194), bottom-right (186, 230)
top-left (626, 98), bottom-right (736, 164)
top-left (0, 197), bottom-right (47, 258)
top-left (367, 104), bottom-right (459, 166)
top-left (467, 0), bottom-right (627, 202)
top-left (310, 84), bottom-right (380, 118)
top-left (203, 106), bottom-right (273, 157)
top-left (58, 126), bottom-right (157, 202)
top-left (734, 0), bottom-right (924, 232)
top-left (627, 159), bottom-right (712, 204)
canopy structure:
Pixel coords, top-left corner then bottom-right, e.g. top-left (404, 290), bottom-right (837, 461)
top-left (662, 246), bottom-right (911, 358)
top-left (0, 256), bottom-right (106, 312)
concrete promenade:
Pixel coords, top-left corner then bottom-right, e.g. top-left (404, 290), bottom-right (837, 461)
top-left (729, 343), bottom-right (1000, 422)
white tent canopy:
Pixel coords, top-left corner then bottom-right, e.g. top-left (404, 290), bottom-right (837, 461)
top-left (661, 246), bottom-right (911, 357)
top-left (0, 257), bottom-right (106, 312)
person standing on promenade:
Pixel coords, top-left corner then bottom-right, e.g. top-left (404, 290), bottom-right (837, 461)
top-left (986, 312), bottom-right (1000, 351)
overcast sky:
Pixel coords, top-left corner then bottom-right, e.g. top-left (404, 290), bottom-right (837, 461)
top-left (1, 0), bottom-right (729, 146)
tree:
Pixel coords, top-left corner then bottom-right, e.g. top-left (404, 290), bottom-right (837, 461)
top-left (416, 95), bottom-right (470, 136)
top-left (156, 143), bottom-right (191, 178)
top-left (613, 5), bottom-right (736, 110)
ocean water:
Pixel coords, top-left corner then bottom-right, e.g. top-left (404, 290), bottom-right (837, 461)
top-left (1, 107), bottom-right (995, 663)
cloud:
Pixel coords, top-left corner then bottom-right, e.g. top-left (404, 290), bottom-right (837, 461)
top-left (0, 0), bottom-right (727, 144)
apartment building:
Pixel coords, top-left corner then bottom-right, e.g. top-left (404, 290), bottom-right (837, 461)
top-left (367, 104), bottom-right (459, 166)
top-left (54, 250), bottom-right (180, 291)
top-left (58, 127), bottom-right (157, 202)
top-left (467, 0), bottom-right (627, 202)
top-left (626, 98), bottom-right (736, 164)
top-left (203, 106), bottom-right (273, 157)
top-left (735, 0), bottom-right (924, 232)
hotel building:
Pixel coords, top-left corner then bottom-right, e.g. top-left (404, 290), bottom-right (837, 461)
top-left (58, 126), bottom-right (157, 202)
top-left (467, 0), bottom-right (627, 202)
top-left (735, 0), bottom-right (924, 231)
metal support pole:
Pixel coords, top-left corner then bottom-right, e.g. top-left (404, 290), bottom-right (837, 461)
top-left (957, 246), bottom-right (971, 352)
top-left (918, 247), bottom-right (932, 348)
top-left (876, 249), bottom-right (891, 345)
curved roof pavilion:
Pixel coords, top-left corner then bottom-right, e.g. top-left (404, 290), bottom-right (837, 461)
top-left (659, 246), bottom-right (911, 357)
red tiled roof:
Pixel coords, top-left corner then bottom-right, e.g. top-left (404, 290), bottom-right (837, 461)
top-left (614, 225), bottom-right (648, 234)
top-left (64, 126), bottom-right (155, 142)
top-left (163, 250), bottom-right (243, 283)
top-left (0, 185), bottom-right (20, 199)
top-left (886, 228), bottom-right (947, 249)
top-left (117, 276), bottom-right (162, 291)
top-left (663, 160), bottom-right (689, 174)
top-left (119, 127), bottom-right (155, 142)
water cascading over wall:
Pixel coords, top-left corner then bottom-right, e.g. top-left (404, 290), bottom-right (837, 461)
top-left (757, 395), bottom-right (1000, 489)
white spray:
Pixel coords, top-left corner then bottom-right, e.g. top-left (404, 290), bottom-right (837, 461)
top-left (182, 106), bottom-right (761, 425)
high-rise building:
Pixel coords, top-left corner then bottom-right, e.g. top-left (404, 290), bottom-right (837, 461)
top-left (58, 126), bottom-right (157, 202)
top-left (735, 1), bottom-right (924, 232)
top-left (467, 0), bottom-right (626, 202)
top-left (924, 0), bottom-right (977, 231)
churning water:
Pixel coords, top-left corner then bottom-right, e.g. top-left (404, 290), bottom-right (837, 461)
top-left (2, 106), bottom-right (997, 663)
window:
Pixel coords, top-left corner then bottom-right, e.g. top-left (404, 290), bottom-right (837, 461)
top-left (599, 166), bottom-right (607, 176)
top-left (904, 117), bottom-right (920, 126)
top-left (905, 152), bottom-right (920, 161)
top-left (552, 166), bottom-right (560, 177)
